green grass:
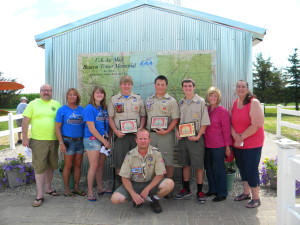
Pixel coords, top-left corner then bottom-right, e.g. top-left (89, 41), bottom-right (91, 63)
top-left (264, 103), bottom-right (296, 106)
top-left (0, 109), bottom-right (18, 131)
top-left (264, 107), bottom-right (300, 142)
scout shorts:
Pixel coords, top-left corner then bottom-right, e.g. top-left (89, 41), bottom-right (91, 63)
top-left (177, 136), bottom-right (205, 169)
top-left (150, 131), bottom-right (175, 166)
top-left (115, 178), bottom-right (166, 200)
top-left (112, 134), bottom-right (136, 169)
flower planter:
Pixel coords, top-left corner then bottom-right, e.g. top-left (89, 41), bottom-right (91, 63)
top-left (5, 169), bottom-right (27, 188)
top-left (267, 169), bottom-right (277, 189)
top-left (227, 172), bottom-right (236, 191)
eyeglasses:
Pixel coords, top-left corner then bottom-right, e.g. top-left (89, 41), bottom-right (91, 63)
top-left (41, 89), bottom-right (52, 93)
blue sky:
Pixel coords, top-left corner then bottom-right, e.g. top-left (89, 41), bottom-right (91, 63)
top-left (0, 0), bottom-right (299, 93)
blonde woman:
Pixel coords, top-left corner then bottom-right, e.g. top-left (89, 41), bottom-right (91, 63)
top-left (204, 87), bottom-right (231, 202)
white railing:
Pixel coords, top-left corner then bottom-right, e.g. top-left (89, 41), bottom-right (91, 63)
top-left (276, 105), bottom-right (300, 137)
top-left (276, 139), bottom-right (300, 225)
top-left (0, 112), bottom-right (25, 150)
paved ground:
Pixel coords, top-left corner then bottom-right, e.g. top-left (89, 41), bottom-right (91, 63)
top-left (0, 132), bottom-right (293, 225)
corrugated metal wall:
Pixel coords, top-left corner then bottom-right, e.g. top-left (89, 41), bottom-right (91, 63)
top-left (45, 5), bottom-right (253, 109)
top-left (44, 4), bottom-right (253, 181)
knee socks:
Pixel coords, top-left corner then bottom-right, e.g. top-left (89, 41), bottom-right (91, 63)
top-left (183, 181), bottom-right (190, 192)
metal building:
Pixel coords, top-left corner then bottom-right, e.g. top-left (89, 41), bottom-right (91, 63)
top-left (35, 0), bottom-right (266, 108)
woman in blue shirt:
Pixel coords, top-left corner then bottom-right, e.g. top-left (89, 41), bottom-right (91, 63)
top-left (55, 88), bottom-right (85, 197)
top-left (83, 86), bottom-right (111, 201)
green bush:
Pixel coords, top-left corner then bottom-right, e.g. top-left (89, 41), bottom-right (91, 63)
top-left (0, 93), bottom-right (39, 109)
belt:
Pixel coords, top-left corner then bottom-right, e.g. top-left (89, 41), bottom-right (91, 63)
top-left (63, 136), bottom-right (83, 141)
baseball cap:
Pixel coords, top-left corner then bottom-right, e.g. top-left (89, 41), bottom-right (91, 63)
top-left (20, 97), bottom-right (27, 101)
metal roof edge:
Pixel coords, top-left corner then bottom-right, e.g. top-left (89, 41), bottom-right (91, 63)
top-left (34, 0), bottom-right (266, 46)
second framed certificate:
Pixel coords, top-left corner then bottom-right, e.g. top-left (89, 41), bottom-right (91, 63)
top-left (178, 122), bottom-right (196, 137)
top-left (150, 116), bottom-right (169, 130)
top-left (119, 119), bottom-right (138, 134)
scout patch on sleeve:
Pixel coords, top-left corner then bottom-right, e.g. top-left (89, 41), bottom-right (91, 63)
top-left (114, 103), bottom-right (124, 113)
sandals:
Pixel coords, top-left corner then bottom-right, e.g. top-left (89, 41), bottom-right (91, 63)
top-left (32, 198), bottom-right (44, 207)
top-left (46, 190), bottom-right (60, 196)
top-left (98, 188), bottom-right (113, 196)
top-left (234, 193), bottom-right (251, 201)
top-left (246, 199), bottom-right (261, 208)
top-left (63, 192), bottom-right (75, 197)
top-left (73, 190), bottom-right (86, 196)
top-left (87, 195), bottom-right (97, 202)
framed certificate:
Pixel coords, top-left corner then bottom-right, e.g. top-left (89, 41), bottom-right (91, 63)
top-left (119, 119), bottom-right (138, 134)
top-left (178, 122), bottom-right (196, 137)
top-left (151, 116), bottom-right (169, 129)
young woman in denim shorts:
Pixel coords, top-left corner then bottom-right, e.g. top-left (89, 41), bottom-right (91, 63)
top-left (55, 88), bottom-right (86, 197)
top-left (83, 86), bottom-right (111, 201)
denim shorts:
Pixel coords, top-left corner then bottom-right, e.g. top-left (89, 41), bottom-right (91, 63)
top-left (63, 137), bottom-right (84, 155)
top-left (83, 137), bottom-right (102, 151)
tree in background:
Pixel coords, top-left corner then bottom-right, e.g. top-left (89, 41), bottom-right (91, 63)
top-left (285, 48), bottom-right (300, 110)
top-left (253, 53), bottom-right (286, 104)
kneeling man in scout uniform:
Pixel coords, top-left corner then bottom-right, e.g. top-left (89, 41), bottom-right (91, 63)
top-left (111, 129), bottom-right (174, 213)
top-left (173, 78), bottom-right (210, 203)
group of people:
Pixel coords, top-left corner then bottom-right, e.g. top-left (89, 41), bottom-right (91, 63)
top-left (21, 75), bottom-right (264, 213)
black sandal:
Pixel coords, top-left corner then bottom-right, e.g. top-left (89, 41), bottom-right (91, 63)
top-left (234, 193), bottom-right (251, 201)
top-left (246, 199), bottom-right (261, 208)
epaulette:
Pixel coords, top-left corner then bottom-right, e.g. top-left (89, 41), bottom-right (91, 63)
top-left (151, 146), bottom-right (159, 151)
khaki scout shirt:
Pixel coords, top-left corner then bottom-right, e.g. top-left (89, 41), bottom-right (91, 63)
top-left (108, 92), bottom-right (146, 130)
top-left (119, 145), bottom-right (167, 182)
top-left (145, 93), bottom-right (180, 130)
top-left (179, 94), bottom-right (211, 131)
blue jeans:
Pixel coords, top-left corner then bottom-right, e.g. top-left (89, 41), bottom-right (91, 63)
top-left (204, 147), bottom-right (228, 197)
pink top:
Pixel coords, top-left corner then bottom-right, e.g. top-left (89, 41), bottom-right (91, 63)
top-left (231, 99), bottom-right (264, 149)
top-left (204, 105), bottom-right (231, 148)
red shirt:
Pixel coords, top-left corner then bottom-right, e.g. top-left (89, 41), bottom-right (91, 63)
top-left (231, 99), bottom-right (264, 149)
top-left (204, 105), bottom-right (231, 148)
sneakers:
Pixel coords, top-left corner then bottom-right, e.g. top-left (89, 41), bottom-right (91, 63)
top-left (147, 196), bottom-right (162, 213)
top-left (173, 189), bottom-right (192, 200)
top-left (196, 191), bottom-right (206, 203)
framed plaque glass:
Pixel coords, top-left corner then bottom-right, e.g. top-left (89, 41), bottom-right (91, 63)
top-left (119, 119), bottom-right (138, 133)
top-left (178, 122), bottom-right (196, 137)
top-left (150, 116), bottom-right (169, 129)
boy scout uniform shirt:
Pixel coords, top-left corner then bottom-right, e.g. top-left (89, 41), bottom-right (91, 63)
top-left (108, 92), bottom-right (146, 130)
top-left (179, 94), bottom-right (211, 131)
top-left (119, 146), bottom-right (167, 182)
top-left (145, 93), bottom-right (180, 129)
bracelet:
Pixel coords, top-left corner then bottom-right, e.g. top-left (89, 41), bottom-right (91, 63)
top-left (59, 142), bottom-right (64, 145)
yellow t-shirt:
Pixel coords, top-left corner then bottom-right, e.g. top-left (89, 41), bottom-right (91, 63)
top-left (23, 98), bottom-right (61, 140)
